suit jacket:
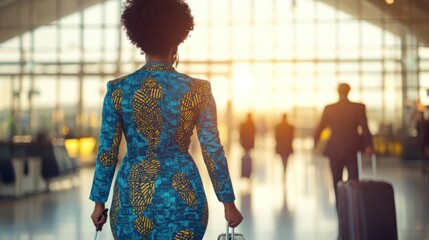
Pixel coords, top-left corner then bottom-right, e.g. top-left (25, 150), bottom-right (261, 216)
top-left (240, 120), bottom-right (256, 151)
top-left (275, 121), bottom-right (294, 156)
top-left (314, 99), bottom-right (373, 160)
top-left (416, 119), bottom-right (429, 153)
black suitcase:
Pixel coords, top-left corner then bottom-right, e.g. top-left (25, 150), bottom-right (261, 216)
top-left (337, 153), bottom-right (398, 240)
top-left (241, 153), bottom-right (252, 178)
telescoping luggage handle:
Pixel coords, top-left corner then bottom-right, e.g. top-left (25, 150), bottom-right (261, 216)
top-left (225, 222), bottom-right (235, 240)
top-left (93, 209), bottom-right (109, 240)
top-left (357, 151), bottom-right (377, 180)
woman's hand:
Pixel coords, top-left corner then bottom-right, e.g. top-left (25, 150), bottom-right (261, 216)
top-left (223, 202), bottom-right (243, 228)
top-left (91, 203), bottom-right (107, 231)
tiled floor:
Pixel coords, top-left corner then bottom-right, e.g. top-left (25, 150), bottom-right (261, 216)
top-left (1, 135), bottom-right (429, 240)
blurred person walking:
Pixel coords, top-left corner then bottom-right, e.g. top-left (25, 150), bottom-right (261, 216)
top-left (239, 112), bottom-right (256, 154)
top-left (416, 111), bottom-right (429, 173)
top-left (239, 113), bottom-right (256, 178)
top-left (313, 83), bottom-right (374, 211)
top-left (89, 0), bottom-right (242, 239)
top-left (274, 113), bottom-right (294, 184)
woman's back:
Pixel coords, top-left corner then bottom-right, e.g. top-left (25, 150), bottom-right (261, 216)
top-left (91, 62), bottom-right (235, 239)
top-left (113, 63), bottom-right (207, 157)
top-left (90, 0), bottom-right (242, 237)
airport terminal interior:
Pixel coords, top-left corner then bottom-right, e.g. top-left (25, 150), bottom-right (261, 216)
top-left (0, 0), bottom-right (429, 239)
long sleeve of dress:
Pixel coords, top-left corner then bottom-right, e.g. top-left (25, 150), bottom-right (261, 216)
top-left (89, 82), bottom-right (123, 203)
top-left (196, 82), bottom-right (235, 203)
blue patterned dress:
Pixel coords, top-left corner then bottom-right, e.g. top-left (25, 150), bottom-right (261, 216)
top-left (89, 62), bottom-right (235, 240)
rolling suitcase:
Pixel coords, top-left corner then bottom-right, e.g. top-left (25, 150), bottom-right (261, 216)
top-left (337, 152), bottom-right (398, 240)
top-left (217, 222), bottom-right (246, 240)
top-left (241, 153), bottom-right (252, 178)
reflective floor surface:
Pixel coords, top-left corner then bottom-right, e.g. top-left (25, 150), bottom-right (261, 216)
top-left (1, 136), bottom-right (429, 240)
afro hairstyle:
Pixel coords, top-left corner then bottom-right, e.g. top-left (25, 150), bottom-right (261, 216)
top-left (121, 0), bottom-right (194, 55)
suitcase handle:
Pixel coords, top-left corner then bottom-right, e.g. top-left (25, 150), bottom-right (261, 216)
top-left (357, 152), bottom-right (377, 180)
top-left (225, 222), bottom-right (235, 240)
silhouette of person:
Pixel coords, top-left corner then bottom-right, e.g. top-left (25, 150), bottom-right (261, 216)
top-left (416, 111), bottom-right (429, 173)
top-left (313, 83), bottom-right (374, 211)
top-left (239, 112), bottom-right (256, 154)
top-left (239, 113), bottom-right (256, 178)
top-left (274, 113), bottom-right (294, 183)
top-left (416, 111), bottom-right (427, 152)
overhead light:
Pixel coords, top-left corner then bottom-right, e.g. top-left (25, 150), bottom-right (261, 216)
top-left (385, 0), bottom-right (395, 4)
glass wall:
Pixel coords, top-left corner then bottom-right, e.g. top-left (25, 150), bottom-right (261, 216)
top-left (0, 0), bottom-right (427, 143)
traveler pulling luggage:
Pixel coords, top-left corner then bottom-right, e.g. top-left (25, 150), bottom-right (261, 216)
top-left (218, 222), bottom-right (246, 240)
top-left (337, 152), bottom-right (398, 240)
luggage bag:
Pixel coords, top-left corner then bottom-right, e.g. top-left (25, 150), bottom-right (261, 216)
top-left (217, 222), bottom-right (246, 240)
top-left (337, 153), bottom-right (398, 240)
top-left (241, 153), bottom-right (252, 178)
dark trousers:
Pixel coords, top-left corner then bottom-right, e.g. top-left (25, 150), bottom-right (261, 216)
top-left (280, 153), bottom-right (290, 172)
top-left (329, 153), bottom-right (359, 211)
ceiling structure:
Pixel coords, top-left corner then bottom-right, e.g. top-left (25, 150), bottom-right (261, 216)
top-left (0, 0), bottom-right (428, 45)
top-left (317, 0), bottom-right (429, 46)
top-left (0, 0), bottom-right (102, 44)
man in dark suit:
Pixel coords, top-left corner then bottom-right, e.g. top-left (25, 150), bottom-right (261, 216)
top-left (240, 112), bottom-right (256, 154)
top-left (275, 113), bottom-right (295, 184)
top-left (239, 112), bottom-right (256, 178)
top-left (314, 83), bottom-right (374, 210)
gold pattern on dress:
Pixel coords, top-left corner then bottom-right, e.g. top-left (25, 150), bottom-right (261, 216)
top-left (172, 172), bottom-right (197, 209)
top-left (129, 159), bottom-right (161, 214)
top-left (201, 200), bottom-right (208, 227)
top-left (110, 182), bottom-right (120, 239)
top-left (175, 81), bottom-right (208, 153)
top-left (201, 147), bottom-right (220, 192)
top-left (142, 64), bottom-right (176, 72)
top-left (173, 230), bottom-right (195, 240)
top-left (132, 76), bottom-right (163, 159)
top-left (109, 75), bottom-right (127, 85)
top-left (112, 89), bottom-right (123, 115)
top-left (129, 76), bottom-right (163, 231)
top-left (134, 216), bottom-right (154, 237)
top-left (99, 121), bottom-right (123, 167)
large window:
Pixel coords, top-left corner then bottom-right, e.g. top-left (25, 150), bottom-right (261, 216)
top-left (0, 0), bottom-right (427, 141)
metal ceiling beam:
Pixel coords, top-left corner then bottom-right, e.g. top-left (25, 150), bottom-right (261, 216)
top-left (367, 0), bottom-right (429, 46)
top-left (1, 0), bottom-right (428, 46)
top-left (0, 0), bottom-right (104, 43)
top-left (316, 0), bottom-right (429, 46)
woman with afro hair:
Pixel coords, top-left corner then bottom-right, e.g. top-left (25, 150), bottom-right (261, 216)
top-left (89, 0), bottom-right (243, 239)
